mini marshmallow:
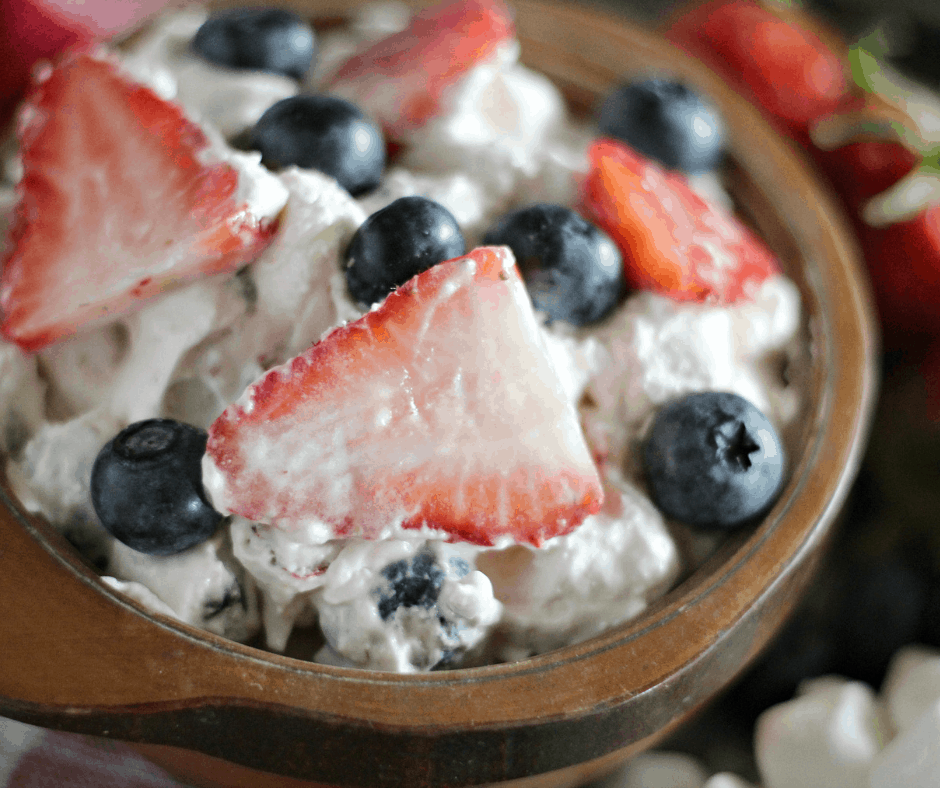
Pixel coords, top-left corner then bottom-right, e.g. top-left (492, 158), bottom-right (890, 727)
top-left (880, 644), bottom-right (940, 735)
top-left (609, 751), bottom-right (707, 788)
top-left (754, 678), bottom-right (886, 788)
top-left (703, 775), bottom-right (756, 788)
top-left (869, 698), bottom-right (940, 788)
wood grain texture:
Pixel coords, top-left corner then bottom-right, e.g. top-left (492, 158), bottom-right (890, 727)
top-left (0, 1), bottom-right (878, 785)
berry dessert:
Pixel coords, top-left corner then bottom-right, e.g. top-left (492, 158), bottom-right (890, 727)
top-left (0, 0), bottom-right (808, 672)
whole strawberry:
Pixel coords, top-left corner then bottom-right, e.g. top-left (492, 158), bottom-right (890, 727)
top-left (805, 37), bottom-right (940, 348)
top-left (811, 139), bottom-right (940, 347)
top-left (665, 0), bottom-right (851, 141)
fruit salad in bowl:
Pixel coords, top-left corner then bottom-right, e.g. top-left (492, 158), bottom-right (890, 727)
top-left (0, 0), bottom-right (876, 785)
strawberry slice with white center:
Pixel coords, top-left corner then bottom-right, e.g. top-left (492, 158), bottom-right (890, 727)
top-left (203, 246), bottom-right (603, 547)
top-left (328, 0), bottom-right (515, 141)
top-left (0, 48), bottom-right (285, 352)
top-left (580, 139), bottom-right (780, 304)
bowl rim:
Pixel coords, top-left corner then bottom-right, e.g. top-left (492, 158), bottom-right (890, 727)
top-left (0, 0), bottom-right (879, 785)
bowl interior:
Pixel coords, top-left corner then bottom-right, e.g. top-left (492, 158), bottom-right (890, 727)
top-left (0, 1), bottom-right (877, 786)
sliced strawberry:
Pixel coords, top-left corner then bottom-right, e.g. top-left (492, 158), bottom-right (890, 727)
top-left (664, 0), bottom-right (850, 136)
top-left (579, 139), bottom-right (779, 303)
top-left (204, 246), bottom-right (603, 548)
top-left (0, 49), bottom-right (283, 352)
top-left (328, 0), bottom-right (515, 141)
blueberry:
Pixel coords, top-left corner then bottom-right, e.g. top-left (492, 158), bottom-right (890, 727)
top-left (643, 392), bottom-right (786, 530)
top-left (597, 78), bottom-right (725, 173)
top-left (376, 552), bottom-right (444, 621)
top-left (482, 203), bottom-right (623, 326)
top-left (345, 196), bottom-right (466, 306)
top-left (90, 419), bottom-right (222, 556)
top-left (191, 8), bottom-right (316, 80)
top-left (251, 95), bottom-right (385, 196)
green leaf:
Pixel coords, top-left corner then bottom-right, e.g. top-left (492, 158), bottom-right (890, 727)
top-left (848, 45), bottom-right (880, 93)
top-left (921, 149), bottom-right (940, 177)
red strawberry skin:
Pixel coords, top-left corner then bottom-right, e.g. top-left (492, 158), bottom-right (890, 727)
top-left (579, 139), bottom-right (779, 303)
top-left (810, 141), bottom-right (920, 215)
top-left (204, 247), bottom-right (603, 548)
top-left (665, 0), bottom-right (850, 136)
top-left (0, 50), bottom-right (280, 352)
top-left (857, 208), bottom-right (940, 348)
top-left (328, 0), bottom-right (515, 140)
top-left (811, 141), bottom-right (940, 348)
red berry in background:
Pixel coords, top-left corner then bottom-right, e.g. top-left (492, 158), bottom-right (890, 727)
top-left (809, 140), bottom-right (940, 348)
top-left (856, 208), bottom-right (940, 349)
top-left (811, 140), bottom-right (920, 214)
top-left (664, 0), bottom-right (851, 137)
top-left (0, 0), bottom-right (181, 129)
top-left (667, 0), bottom-right (940, 349)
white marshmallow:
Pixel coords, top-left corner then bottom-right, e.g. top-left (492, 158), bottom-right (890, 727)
top-left (881, 644), bottom-right (940, 735)
top-left (869, 698), bottom-right (940, 788)
top-left (702, 775), bottom-right (755, 788)
top-left (610, 752), bottom-right (707, 788)
top-left (754, 679), bottom-right (886, 788)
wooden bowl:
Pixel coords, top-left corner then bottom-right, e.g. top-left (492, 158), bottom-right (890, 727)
top-left (0, 1), bottom-right (878, 786)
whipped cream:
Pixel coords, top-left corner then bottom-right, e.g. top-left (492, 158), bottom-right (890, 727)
top-left (121, 8), bottom-right (298, 138)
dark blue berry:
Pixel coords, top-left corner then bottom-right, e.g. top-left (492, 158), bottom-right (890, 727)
top-left (376, 552), bottom-right (444, 621)
top-left (90, 419), bottom-right (222, 556)
top-left (482, 203), bottom-right (623, 326)
top-left (643, 392), bottom-right (786, 530)
top-left (345, 196), bottom-right (466, 306)
top-left (597, 78), bottom-right (725, 173)
top-left (251, 95), bottom-right (385, 196)
top-left (191, 8), bottom-right (316, 80)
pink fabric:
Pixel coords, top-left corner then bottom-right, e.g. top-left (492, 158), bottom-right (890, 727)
top-left (1, 718), bottom-right (184, 787)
